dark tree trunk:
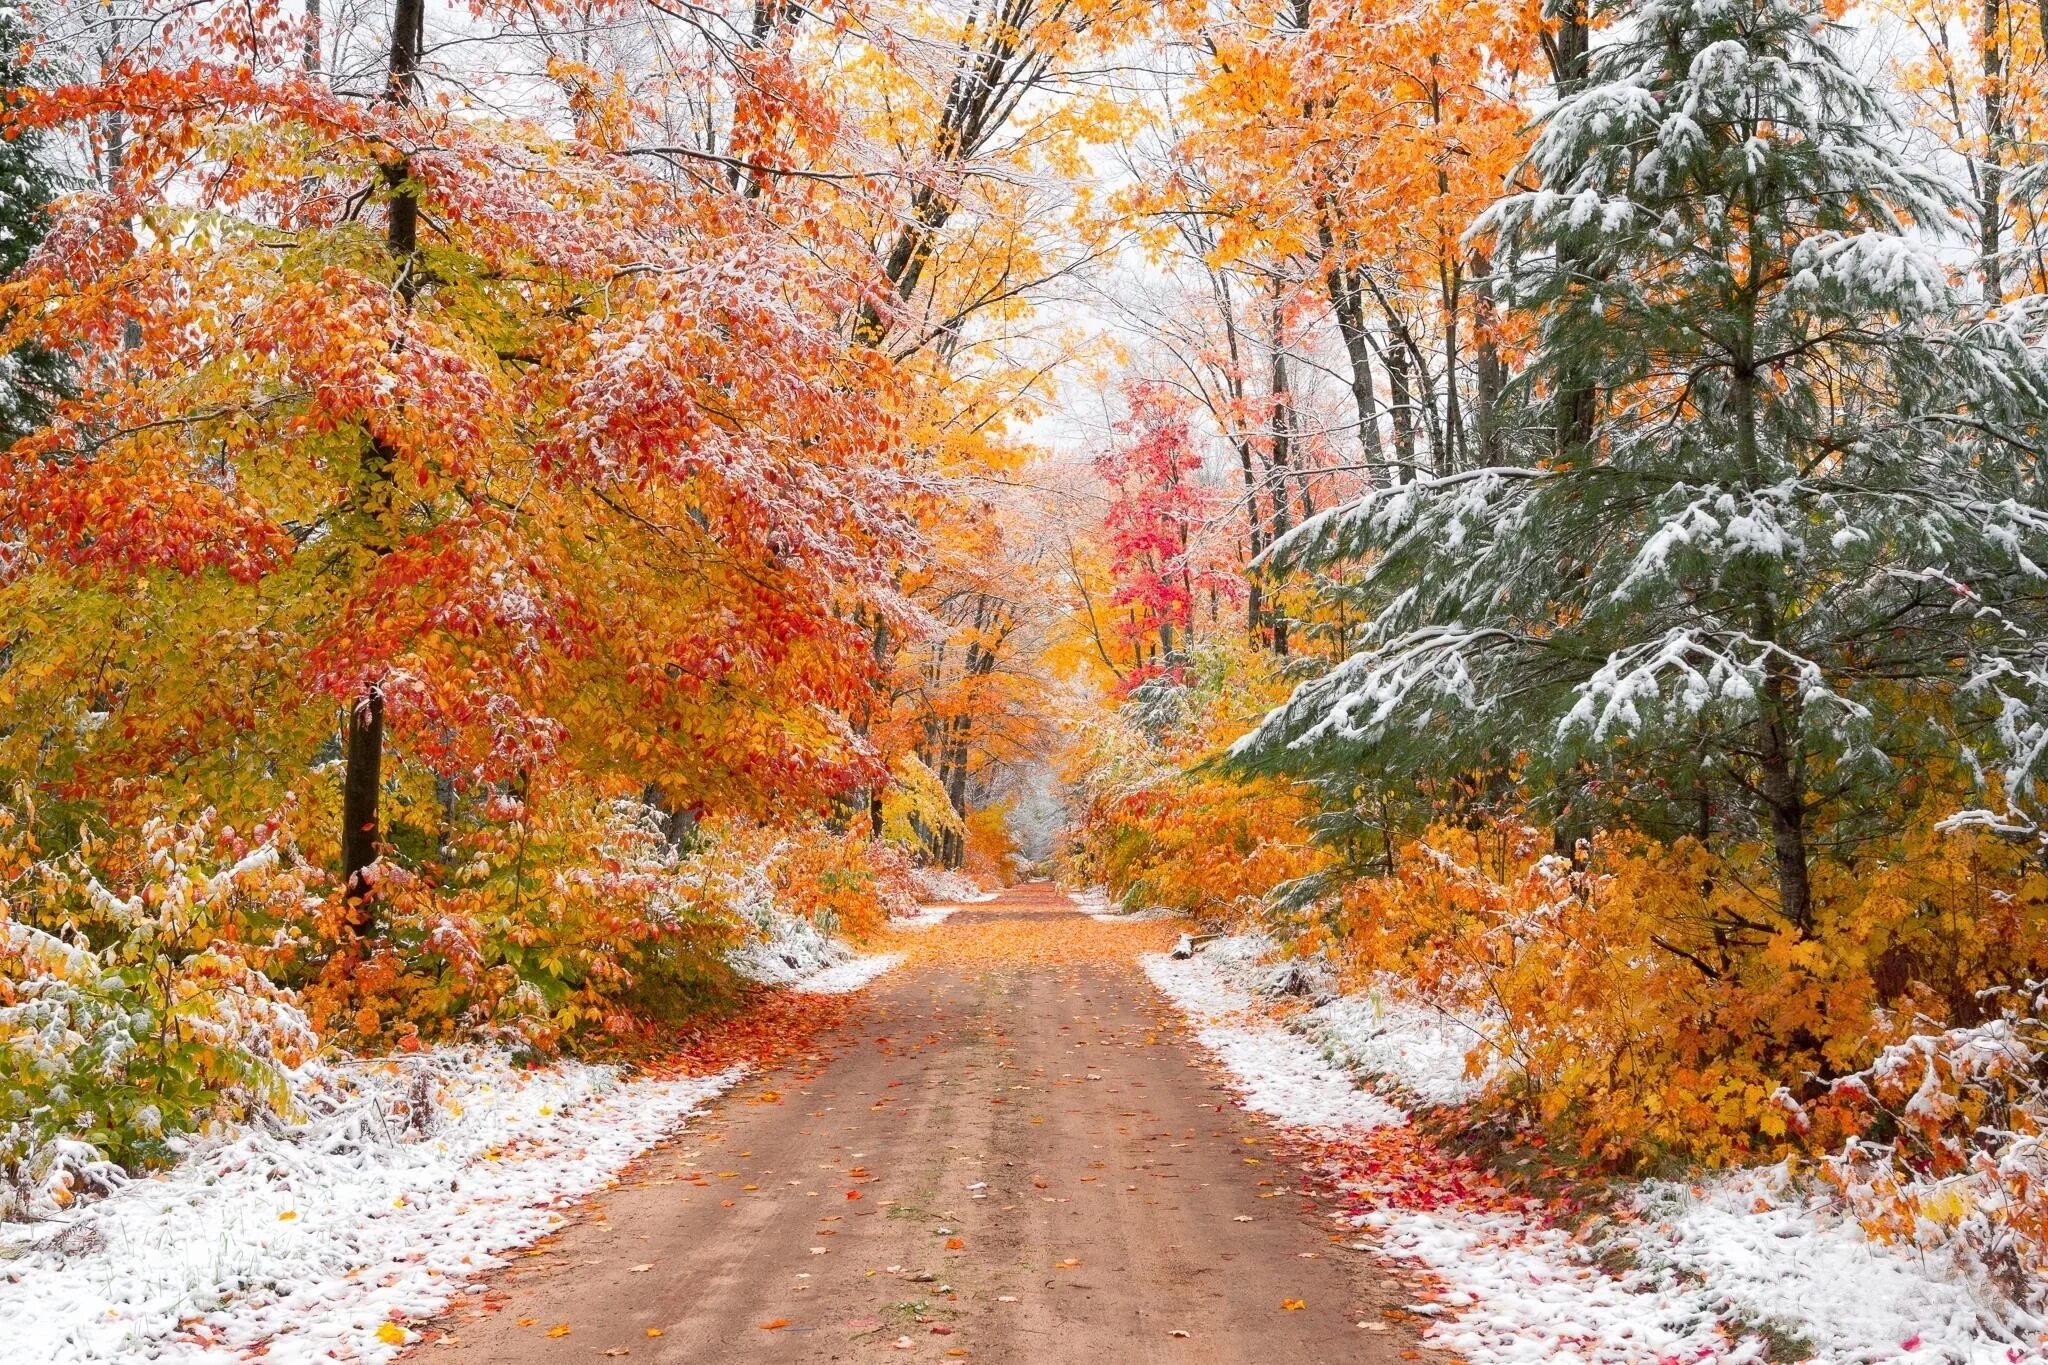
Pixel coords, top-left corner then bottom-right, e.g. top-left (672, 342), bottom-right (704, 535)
top-left (1982, 0), bottom-right (2007, 302)
top-left (341, 689), bottom-right (384, 914)
top-left (1471, 252), bottom-right (1505, 465)
top-left (339, 0), bottom-right (423, 915)
top-left (1386, 342), bottom-right (1416, 479)
top-left (1317, 217), bottom-right (1386, 481)
top-left (1757, 671), bottom-right (1814, 931)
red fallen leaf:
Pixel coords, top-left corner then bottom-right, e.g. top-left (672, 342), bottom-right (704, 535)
top-left (945, 1238), bottom-right (965, 1250)
top-left (1901, 1337), bottom-right (1922, 1352)
top-left (931, 1325), bottom-right (954, 1335)
top-left (847, 1190), bottom-right (862, 1201)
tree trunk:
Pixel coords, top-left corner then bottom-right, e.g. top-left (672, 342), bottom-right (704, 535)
top-left (1471, 251), bottom-right (1505, 465)
top-left (1386, 341), bottom-right (1416, 480)
top-left (341, 689), bottom-right (384, 912)
top-left (1267, 297), bottom-right (1296, 656)
top-left (339, 0), bottom-right (424, 913)
top-left (1756, 681), bottom-right (1813, 930)
top-left (1317, 216), bottom-right (1386, 481)
top-left (1982, 0), bottom-right (2007, 302)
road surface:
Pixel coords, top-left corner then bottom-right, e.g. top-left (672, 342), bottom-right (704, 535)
top-left (413, 883), bottom-right (1426, 1364)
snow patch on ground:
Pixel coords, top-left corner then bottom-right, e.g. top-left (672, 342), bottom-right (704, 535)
top-left (1070, 885), bottom-right (1177, 922)
top-left (1142, 946), bottom-right (1404, 1134)
top-left (1305, 984), bottom-right (1496, 1107)
top-left (1148, 933), bottom-right (2045, 1365)
top-left (1363, 1203), bottom-right (1755, 1364)
top-left (911, 868), bottom-right (997, 904)
top-left (892, 903), bottom-right (959, 929)
top-left (727, 903), bottom-right (855, 987)
top-left (792, 952), bottom-right (904, 994)
top-left (0, 1052), bottom-right (743, 1365)
top-left (1625, 1167), bottom-right (2040, 1364)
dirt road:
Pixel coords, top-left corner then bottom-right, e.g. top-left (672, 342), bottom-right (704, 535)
top-left (414, 884), bottom-right (1422, 1364)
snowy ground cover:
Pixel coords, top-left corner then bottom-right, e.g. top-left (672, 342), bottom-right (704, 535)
top-left (0, 1052), bottom-right (744, 1365)
top-left (2, 900), bottom-right (906, 1365)
top-left (1070, 885), bottom-right (1178, 922)
top-left (727, 898), bottom-right (904, 991)
top-left (911, 867), bottom-right (998, 905)
top-left (1145, 935), bottom-right (2045, 1365)
top-left (790, 952), bottom-right (905, 993)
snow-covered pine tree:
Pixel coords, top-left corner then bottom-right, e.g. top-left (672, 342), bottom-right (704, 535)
top-left (0, 7), bottom-right (64, 445)
top-left (1230, 0), bottom-right (2048, 924)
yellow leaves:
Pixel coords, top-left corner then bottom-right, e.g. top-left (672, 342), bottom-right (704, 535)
top-left (1281, 1299), bottom-right (1306, 1311)
top-left (544, 1323), bottom-right (571, 1338)
top-left (374, 1323), bottom-right (409, 1345)
top-left (277, 1210), bottom-right (298, 1221)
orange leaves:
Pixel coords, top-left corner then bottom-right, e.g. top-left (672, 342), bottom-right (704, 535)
top-left (882, 891), bottom-right (1181, 970)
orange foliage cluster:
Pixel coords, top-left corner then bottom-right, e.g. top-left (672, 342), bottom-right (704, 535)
top-left (1280, 820), bottom-right (2048, 1174)
top-left (1073, 776), bottom-right (1327, 928)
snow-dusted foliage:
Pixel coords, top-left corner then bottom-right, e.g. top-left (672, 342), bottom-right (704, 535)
top-left (1234, 0), bottom-right (2048, 919)
top-left (1822, 994), bottom-right (2048, 1310)
top-left (0, 812), bottom-right (321, 1218)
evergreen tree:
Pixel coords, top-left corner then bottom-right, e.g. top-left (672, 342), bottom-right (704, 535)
top-left (1231, 0), bottom-right (2048, 924)
top-left (0, 7), bottom-right (64, 445)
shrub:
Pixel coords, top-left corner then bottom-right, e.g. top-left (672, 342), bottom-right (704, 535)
top-left (0, 807), bottom-right (317, 1215)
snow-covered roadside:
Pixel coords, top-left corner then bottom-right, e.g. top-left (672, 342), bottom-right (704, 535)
top-left (893, 904), bottom-right (960, 929)
top-left (1068, 885), bottom-right (1177, 922)
top-left (911, 868), bottom-right (998, 905)
top-left (0, 1053), bottom-right (744, 1365)
top-left (728, 902), bottom-right (906, 991)
top-left (1145, 937), bottom-right (2044, 1365)
top-left (791, 952), bottom-right (905, 993)
top-left (1, 905), bottom-right (911, 1365)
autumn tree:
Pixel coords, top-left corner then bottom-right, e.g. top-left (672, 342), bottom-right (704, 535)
top-left (0, 0), bottom-right (914, 929)
top-left (1235, 0), bottom-right (2048, 935)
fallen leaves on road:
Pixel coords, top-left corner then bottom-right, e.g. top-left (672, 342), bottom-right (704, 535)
top-left (544, 1322), bottom-right (571, 1337)
top-left (1282, 1299), bottom-right (1306, 1311)
top-left (760, 1318), bottom-right (790, 1331)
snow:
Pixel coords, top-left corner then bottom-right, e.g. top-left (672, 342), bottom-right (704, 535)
top-left (911, 868), bottom-right (998, 905)
top-left (791, 952), bottom-right (904, 994)
top-left (1070, 885), bottom-right (1177, 922)
top-left (1146, 933), bottom-right (2047, 1365)
top-left (0, 1051), bottom-right (744, 1365)
top-left (1141, 944), bottom-right (1404, 1134)
top-left (1304, 983), bottom-right (1496, 1107)
top-left (1627, 1166), bottom-right (2041, 1364)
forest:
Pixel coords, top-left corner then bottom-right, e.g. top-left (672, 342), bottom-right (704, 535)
top-left (3, 0), bottom-right (2048, 1357)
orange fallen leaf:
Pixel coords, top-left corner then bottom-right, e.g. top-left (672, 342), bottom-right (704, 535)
top-left (516, 1317), bottom-right (538, 1328)
top-left (760, 1318), bottom-right (790, 1331)
top-left (645, 1328), bottom-right (664, 1338)
top-left (1055, 1258), bottom-right (1080, 1269)
top-left (545, 1323), bottom-right (571, 1337)
top-left (945, 1238), bottom-right (964, 1250)
top-left (1282, 1299), bottom-right (1306, 1312)
top-left (846, 1190), bottom-right (862, 1201)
